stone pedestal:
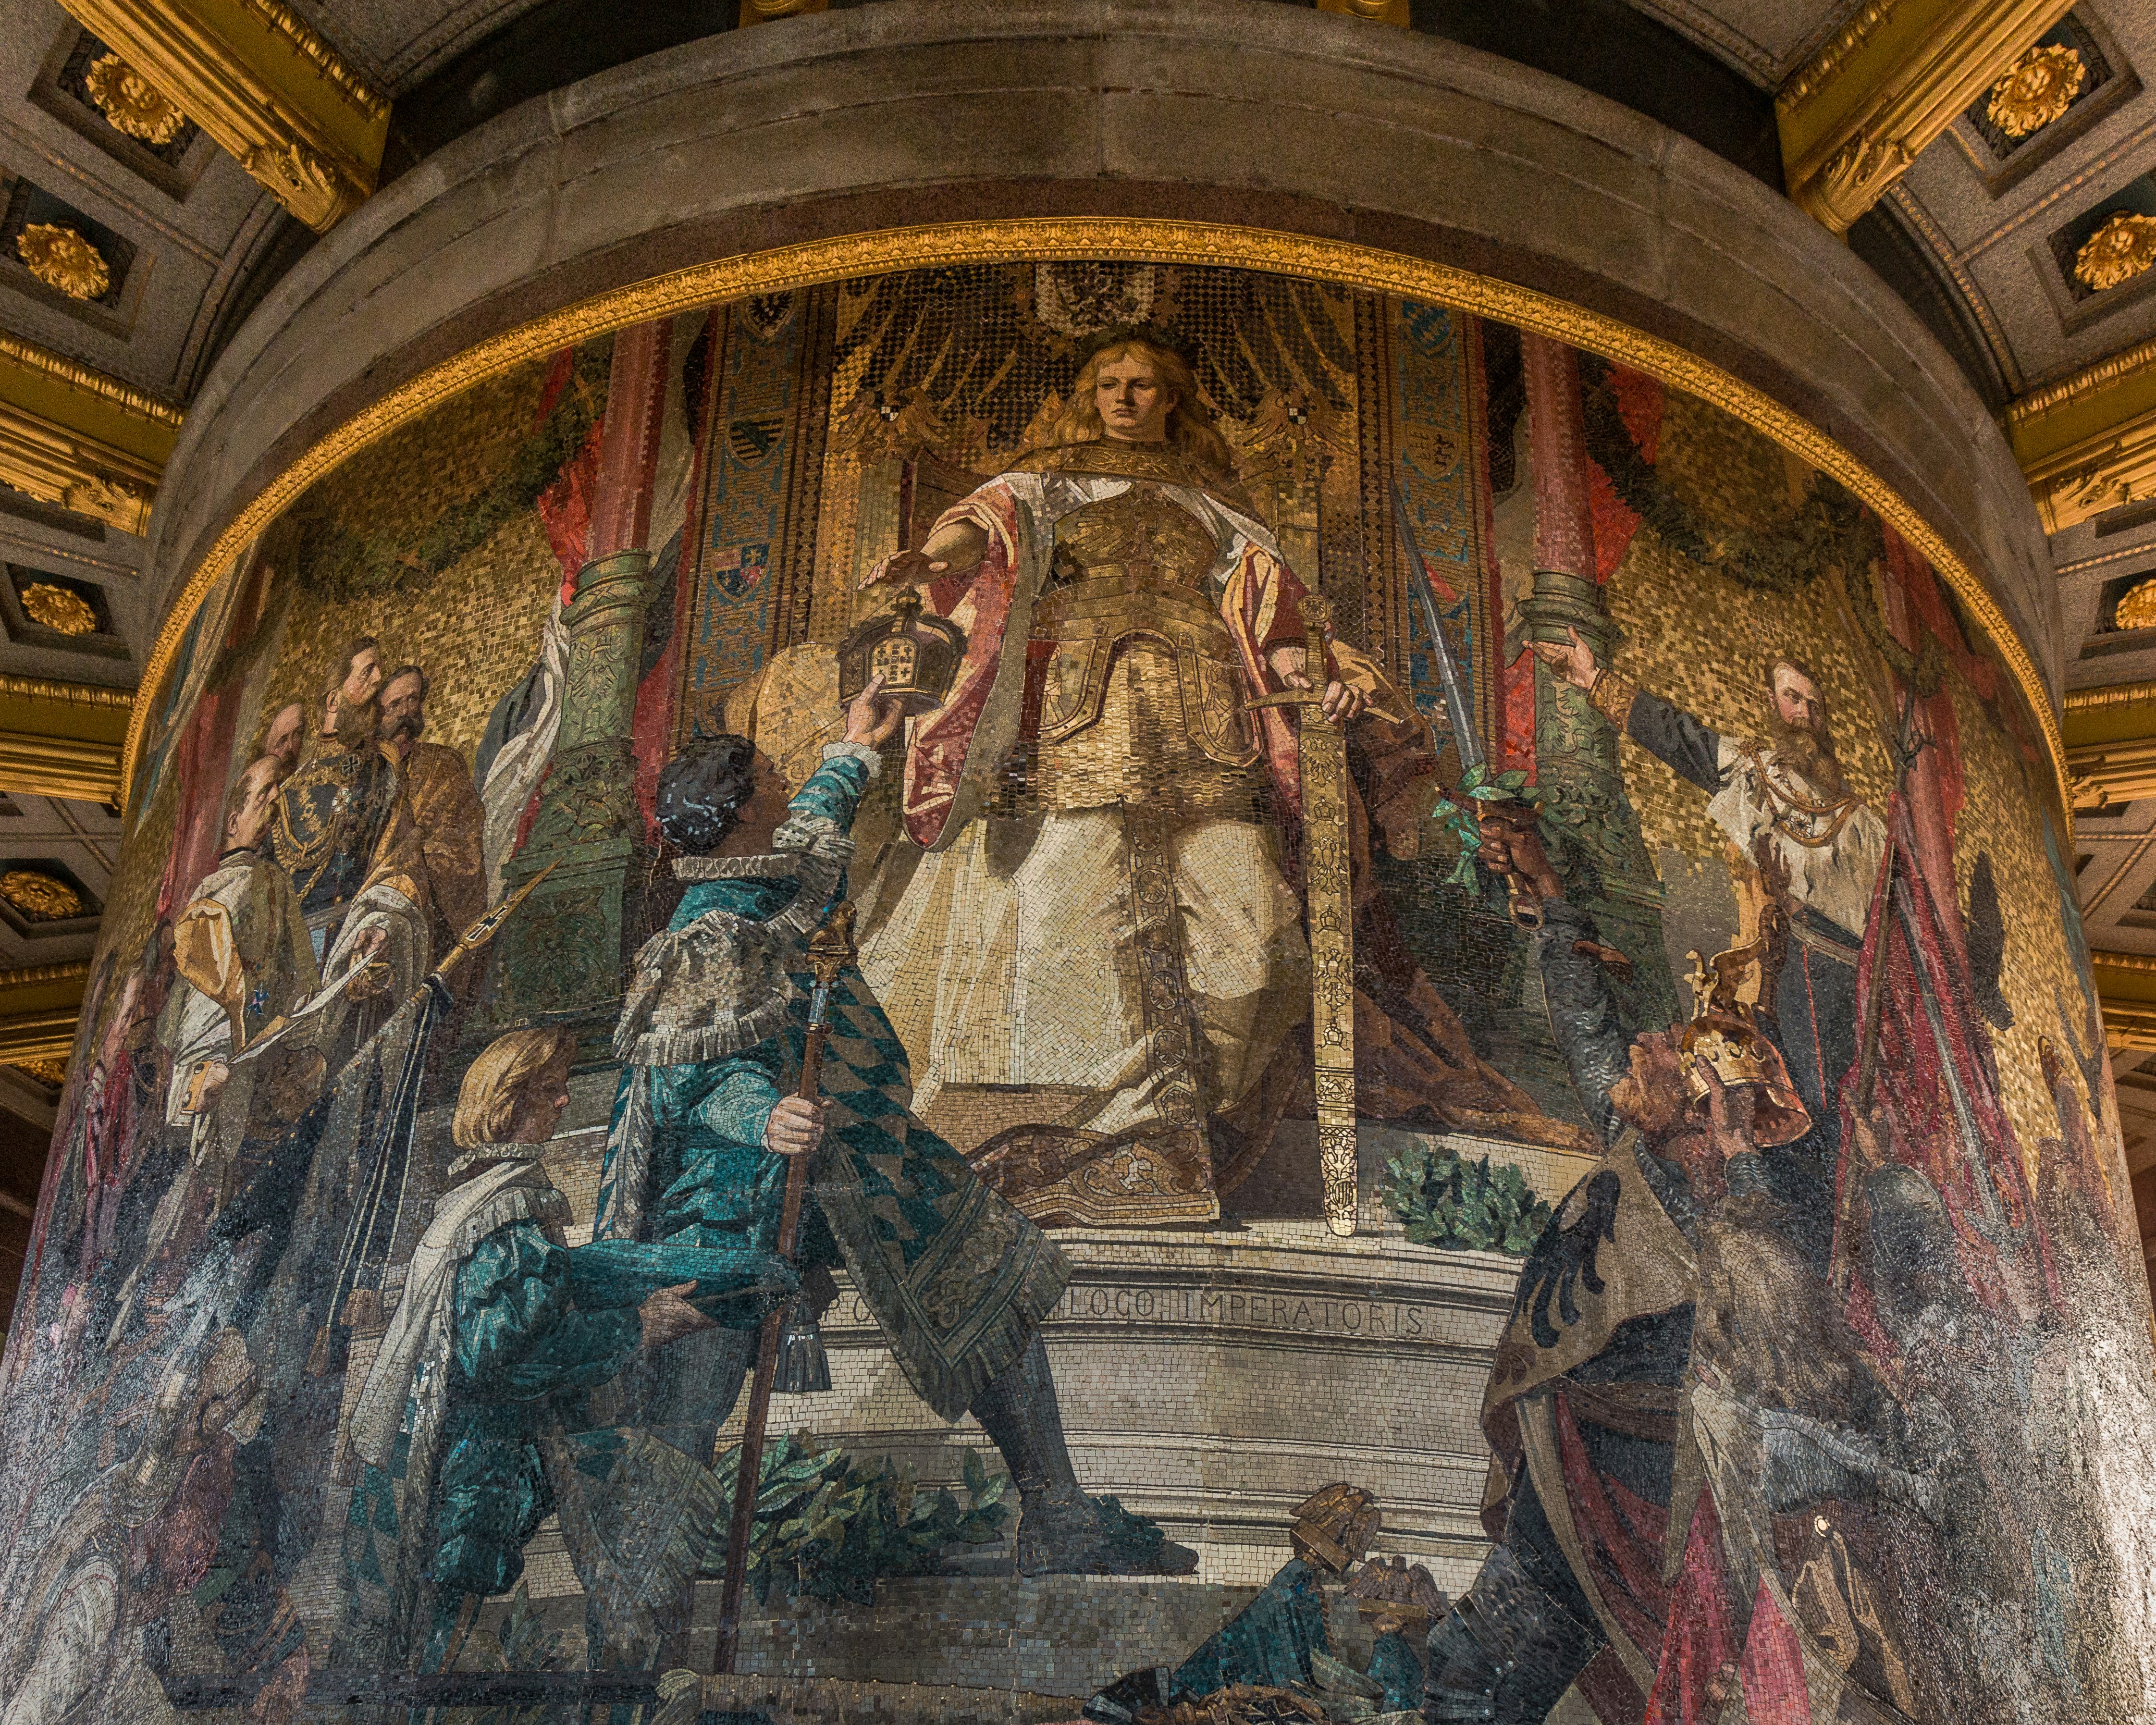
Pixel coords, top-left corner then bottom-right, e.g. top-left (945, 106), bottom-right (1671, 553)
top-left (518, 1107), bottom-right (1597, 1603)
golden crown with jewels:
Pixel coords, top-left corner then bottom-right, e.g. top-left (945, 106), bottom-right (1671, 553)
top-left (837, 586), bottom-right (967, 716)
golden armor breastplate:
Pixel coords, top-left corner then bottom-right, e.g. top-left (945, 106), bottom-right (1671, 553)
top-left (1026, 483), bottom-right (1262, 812)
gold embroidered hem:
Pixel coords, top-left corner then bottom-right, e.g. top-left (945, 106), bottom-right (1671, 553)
top-left (969, 1121), bottom-right (1220, 1228)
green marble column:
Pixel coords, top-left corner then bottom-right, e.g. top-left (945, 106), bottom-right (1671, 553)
top-left (1517, 335), bottom-right (1679, 1032)
top-left (488, 319), bottom-right (672, 1034)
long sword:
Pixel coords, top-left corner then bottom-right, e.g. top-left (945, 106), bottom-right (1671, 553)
top-left (1391, 484), bottom-right (1539, 927)
top-left (1391, 483), bottom-right (1484, 777)
top-left (1249, 598), bottom-right (1358, 1238)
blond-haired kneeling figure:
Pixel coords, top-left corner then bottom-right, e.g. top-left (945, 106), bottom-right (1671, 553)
top-left (332, 1028), bottom-right (790, 1677)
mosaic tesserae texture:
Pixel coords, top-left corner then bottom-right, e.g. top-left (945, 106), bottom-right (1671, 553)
top-left (2, 262), bottom-right (2151, 1725)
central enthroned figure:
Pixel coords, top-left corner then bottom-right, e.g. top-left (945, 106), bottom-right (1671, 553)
top-left (861, 330), bottom-right (1563, 1226)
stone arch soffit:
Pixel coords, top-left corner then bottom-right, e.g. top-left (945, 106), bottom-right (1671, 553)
top-left (119, 217), bottom-right (2070, 824)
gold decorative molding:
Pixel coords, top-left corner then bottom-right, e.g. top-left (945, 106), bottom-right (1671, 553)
top-left (121, 218), bottom-right (2073, 831)
top-left (0, 409), bottom-right (159, 534)
top-left (2117, 580), bottom-right (2156, 634)
top-left (0, 675), bottom-right (131, 804)
top-left (2067, 680), bottom-right (2156, 714)
top-left (1315, 0), bottom-right (1411, 24)
top-left (0, 871), bottom-right (84, 921)
top-left (19, 584), bottom-right (98, 636)
top-left (0, 332), bottom-right (178, 536)
top-left (0, 675), bottom-right (132, 708)
top-left (2099, 1000), bottom-right (2156, 1052)
top-left (0, 336), bottom-right (183, 429)
top-left (2092, 950), bottom-right (2156, 1051)
top-left (0, 732), bottom-right (124, 803)
top-left (54, 0), bottom-right (389, 232)
top-left (2010, 338), bottom-right (2156, 533)
top-left (2067, 737), bottom-right (2156, 808)
top-left (1776, 0), bottom-right (2077, 234)
top-left (2075, 213), bottom-right (2156, 293)
top-left (0, 960), bottom-right (91, 1066)
top-left (1986, 41), bottom-right (2085, 138)
top-left (1780, 2), bottom-right (1902, 114)
top-left (2065, 679), bottom-right (2156, 808)
top-left (2012, 337), bottom-right (2156, 425)
top-left (0, 961), bottom-right (95, 988)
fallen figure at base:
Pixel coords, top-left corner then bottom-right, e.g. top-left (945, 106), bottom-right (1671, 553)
top-left (1085, 1484), bottom-right (1439, 1724)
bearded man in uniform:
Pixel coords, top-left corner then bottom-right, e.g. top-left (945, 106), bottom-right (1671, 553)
top-left (859, 330), bottom-right (1581, 1229)
top-left (1537, 632), bottom-right (1886, 1250)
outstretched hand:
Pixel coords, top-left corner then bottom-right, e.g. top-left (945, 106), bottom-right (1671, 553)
top-left (1530, 625), bottom-right (1599, 692)
top-left (863, 547), bottom-right (945, 589)
top-left (844, 671), bottom-right (905, 748)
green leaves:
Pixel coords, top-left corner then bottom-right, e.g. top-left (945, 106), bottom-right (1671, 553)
top-left (1456, 764), bottom-right (1539, 805)
top-left (705, 1433), bottom-right (1014, 1606)
top-left (1377, 1139), bottom-right (1552, 1256)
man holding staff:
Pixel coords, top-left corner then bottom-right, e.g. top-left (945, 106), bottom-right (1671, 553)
top-left (585, 673), bottom-right (1197, 1667)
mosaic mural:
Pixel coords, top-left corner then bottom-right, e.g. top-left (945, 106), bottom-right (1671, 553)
top-left (1, 259), bottom-right (2150, 1725)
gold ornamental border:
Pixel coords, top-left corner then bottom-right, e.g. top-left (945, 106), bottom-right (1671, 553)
top-left (121, 217), bottom-right (2068, 815)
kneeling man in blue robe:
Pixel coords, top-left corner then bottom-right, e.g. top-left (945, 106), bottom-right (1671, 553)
top-left (583, 674), bottom-right (1195, 1662)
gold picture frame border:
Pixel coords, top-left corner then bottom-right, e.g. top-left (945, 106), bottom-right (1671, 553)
top-left (123, 217), bottom-right (2067, 816)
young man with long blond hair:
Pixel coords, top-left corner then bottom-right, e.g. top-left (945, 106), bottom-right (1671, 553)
top-left (859, 328), bottom-right (1580, 1227)
top-left (337, 1027), bottom-right (774, 1674)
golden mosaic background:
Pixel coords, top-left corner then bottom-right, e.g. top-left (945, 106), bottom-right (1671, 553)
top-left (251, 358), bottom-right (570, 763)
top-left (93, 286), bottom-right (2097, 1195)
top-left (1602, 388), bottom-right (1898, 865)
top-left (1950, 664), bottom-right (2099, 1188)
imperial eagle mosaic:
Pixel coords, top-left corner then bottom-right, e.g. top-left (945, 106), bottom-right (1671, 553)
top-left (2, 259), bottom-right (2149, 1725)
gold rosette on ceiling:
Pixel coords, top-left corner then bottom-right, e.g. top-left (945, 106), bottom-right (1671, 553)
top-left (83, 52), bottom-right (186, 145)
top-left (2076, 213), bottom-right (2156, 293)
top-left (19, 584), bottom-right (98, 636)
top-left (16, 225), bottom-right (109, 301)
top-left (2116, 580), bottom-right (2156, 633)
top-left (1987, 42), bottom-right (2086, 138)
top-left (0, 871), bottom-right (82, 921)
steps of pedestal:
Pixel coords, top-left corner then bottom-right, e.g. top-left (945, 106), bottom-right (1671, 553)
top-left (480, 1571), bottom-right (1386, 1701)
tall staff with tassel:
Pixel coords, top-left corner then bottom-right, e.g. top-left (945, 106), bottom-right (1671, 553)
top-left (712, 900), bottom-right (855, 1674)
